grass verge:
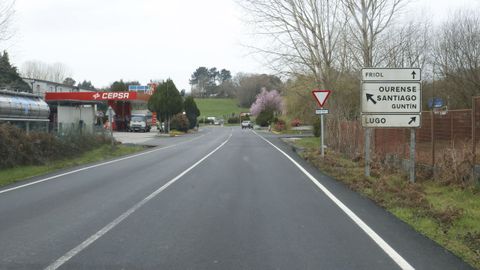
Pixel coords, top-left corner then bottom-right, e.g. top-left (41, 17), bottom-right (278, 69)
top-left (289, 137), bottom-right (480, 269)
top-left (0, 144), bottom-right (145, 188)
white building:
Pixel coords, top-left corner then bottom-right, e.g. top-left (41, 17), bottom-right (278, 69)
top-left (22, 78), bottom-right (96, 98)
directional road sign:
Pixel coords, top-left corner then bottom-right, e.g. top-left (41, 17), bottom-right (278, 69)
top-left (312, 90), bottom-right (331, 107)
top-left (362, 68), bottom-right (421, 81)
top-left (361, 82), bottom-right (421, 114)
top-left (362, 114), bottom-right (421, 128)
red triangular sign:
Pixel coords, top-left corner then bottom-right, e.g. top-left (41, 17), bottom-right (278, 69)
top-left (312, 89), bottom-right (331, 107)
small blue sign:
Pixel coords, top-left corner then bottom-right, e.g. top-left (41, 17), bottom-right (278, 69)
top-left (427, 97), bottom-right (444, 109)
top-left (128, 85), bottom-right (149, 91)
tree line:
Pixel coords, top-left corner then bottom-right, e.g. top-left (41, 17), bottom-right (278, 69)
top-left (237, 0), bottom-right (480, 122)
top-left (189, 66), bottom-right (285, 108)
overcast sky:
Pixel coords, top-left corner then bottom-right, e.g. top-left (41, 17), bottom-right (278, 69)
top-left (5, 0), bottom-right (480, 91)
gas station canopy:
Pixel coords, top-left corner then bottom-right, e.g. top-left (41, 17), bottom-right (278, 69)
top-left (45, 91), bottom-right (150, 104)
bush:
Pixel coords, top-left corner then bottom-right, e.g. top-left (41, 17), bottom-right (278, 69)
top-left (313, 117), bottom-right (321, 137)
top-left (255, 110), bottom-right (274, 127)
top-left (291, 118), bottom-right (301, 127)
top-left (228, 116), bottom-right (240, 124)
top-left (274, 119), bottom-right (286, 131)
top-left (170, 113), bottom-right (190, 132)
top-left (435, 143), bottom-right (474, 187)
top-left (0, 123), bottom-right (113, 169)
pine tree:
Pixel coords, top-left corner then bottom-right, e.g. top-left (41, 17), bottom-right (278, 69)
top-left (0, 51), bottom-right (31, 92)
top-left (148, 79), bottom-right (183, 132)
top-left (184, 96), bottom-right (200, 129)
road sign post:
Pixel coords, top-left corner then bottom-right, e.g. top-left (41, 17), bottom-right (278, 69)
top-left (107, 106), bottom-right (114, 150)
top-left (312, 90), bottom-right (332, 158)
top-left (361, 68), bottom-right (421, 182)
top-left (410, 128), bottom-right (416, 183)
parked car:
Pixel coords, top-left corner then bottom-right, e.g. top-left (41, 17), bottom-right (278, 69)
top-left (129, 114), bottom-right (151, 132)
top-left (241, 120), bottom-right (253, 129)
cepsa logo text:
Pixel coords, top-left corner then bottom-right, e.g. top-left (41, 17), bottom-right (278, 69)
top-left (93, 92), bottom-right (131, 100)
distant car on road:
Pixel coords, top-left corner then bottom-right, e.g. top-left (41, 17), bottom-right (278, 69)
top-left (214, 118), bottom-right (224, 125)
top-left (241, 120), bottom-right (253, 129)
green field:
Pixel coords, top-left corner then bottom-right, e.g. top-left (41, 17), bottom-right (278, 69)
top-left (195, 98), bottom-right (249, 119)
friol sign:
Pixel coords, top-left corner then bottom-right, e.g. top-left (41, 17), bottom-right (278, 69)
top-left (362, 68), bottom-right (421, 81)
top-left (361, 82), bottom-right (421, 114)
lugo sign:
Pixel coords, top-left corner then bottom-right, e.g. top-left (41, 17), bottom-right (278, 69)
top-left (362, 114), bottom-right (420, 128)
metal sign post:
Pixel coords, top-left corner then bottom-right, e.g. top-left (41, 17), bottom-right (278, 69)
top-left (361, 68), bottom-right (422, 182)
top-left (321, 113), bottom-right (325, 158)
top-left (107, 106), bottom-right (114, 150)
top-left (312, 90), bottom-right (332, 159)
top-left (410, 128), bottom-right (416, 183)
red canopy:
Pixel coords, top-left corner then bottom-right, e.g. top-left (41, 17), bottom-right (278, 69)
top-left (45, 91), bottom-right (150, 102)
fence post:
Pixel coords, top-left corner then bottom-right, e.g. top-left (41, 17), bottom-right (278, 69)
top-left (473, 97), bottom-right (477, 182)
top-left (431, 111), bottom-right (435, 168)
top-left (451, 112), bottom-right (454, 148)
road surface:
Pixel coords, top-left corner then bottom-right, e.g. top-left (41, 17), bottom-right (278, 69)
top-left (0, 127), bottom-right (473, 269)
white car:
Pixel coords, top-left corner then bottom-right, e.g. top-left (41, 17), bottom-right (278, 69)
top-left (241, 120), bottom-right (252, 129)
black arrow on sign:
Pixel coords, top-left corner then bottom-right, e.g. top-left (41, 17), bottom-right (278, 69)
top-left (408, 117), bottom-right (416, 125)
top-left (411, 71), bottom-right (416, 79)
top-left (366, 93), bottom-right (377, 104)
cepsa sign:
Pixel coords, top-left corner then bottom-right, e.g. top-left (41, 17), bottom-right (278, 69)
top-left (92, 92), bottom-right (131, 100)
top-left (45, 91), bottom-right (139, 101)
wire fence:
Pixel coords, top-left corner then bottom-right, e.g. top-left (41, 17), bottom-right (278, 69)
top-left (326, 97), bottom-right (480, 172)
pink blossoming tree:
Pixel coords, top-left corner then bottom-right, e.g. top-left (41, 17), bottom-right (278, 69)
top-left (250, 89), bottom-right (283, 116)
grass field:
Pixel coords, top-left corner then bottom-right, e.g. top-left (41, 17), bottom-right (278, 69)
top-left (195, 98), bottom-right (249, 119)
top-left (0, 144), bottom-right (145, 188)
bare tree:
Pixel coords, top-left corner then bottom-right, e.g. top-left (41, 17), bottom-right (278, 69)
top-left (239, 0), bottom-right (346, 89)
top-left (340, 0), bottom-right (405, 67)
top-left (381, 19), bottom-right (432, 69)
top-left (433, 10), bottom-right (480, 108)
top-left (0, 0), bottom-right (14, 44)
top-left (21, 60), bottom-right (73, 83)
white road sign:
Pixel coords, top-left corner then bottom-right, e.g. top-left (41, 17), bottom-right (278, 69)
top-left (315, 109), bottom-right (329, 115)
top-left (362, 68), bottom-right (421, 81)
top-left (362, 114), bottom-right (421, 128)
top-left (361, 82), bottom-right (421, 114)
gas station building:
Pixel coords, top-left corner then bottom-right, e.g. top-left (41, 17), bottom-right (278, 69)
top-left (45, 91), bottom-right (151, 134)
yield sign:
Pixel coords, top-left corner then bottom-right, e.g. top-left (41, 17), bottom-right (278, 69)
top-left (312, 89), bottom-right (331, 107)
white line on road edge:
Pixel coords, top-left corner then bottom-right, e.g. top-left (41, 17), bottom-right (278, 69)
top-left (44, 133), bottom-right (232, 270)
top-left (0, 132), bottom-right (210, 195)
top-left (253, 131), bottom-right (415, 270)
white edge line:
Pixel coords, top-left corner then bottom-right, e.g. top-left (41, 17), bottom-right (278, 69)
top-left (253, 131), bottom-right (415, 270)
top-left (44, 133), bottom-right (232, 270)
top-left (0, 132), bottom-right (208, 195)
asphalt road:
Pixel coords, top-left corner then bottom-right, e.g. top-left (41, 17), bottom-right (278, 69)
top-left (0, 127), bottom-right (474, 269)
